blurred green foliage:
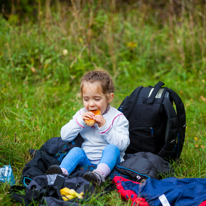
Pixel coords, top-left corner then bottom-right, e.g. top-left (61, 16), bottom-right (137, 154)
top-left (1, 1), bottom-right (206, 86)
top-left (1, 0), bottom-right (206, 24)
top-left (0, 0), bottom-right (38, 23)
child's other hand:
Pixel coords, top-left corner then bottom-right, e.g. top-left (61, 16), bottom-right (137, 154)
top-left (94, 115), bottom-right (106, 127)
top-left (82, 112), bottom-right (95, 121)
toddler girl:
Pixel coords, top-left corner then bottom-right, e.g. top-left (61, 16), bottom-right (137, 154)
top-left (46, 70), bottom-right (130, 185)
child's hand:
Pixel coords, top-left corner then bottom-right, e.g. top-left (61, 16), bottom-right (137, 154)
top-left (82, 112), bottom-right (95, 121)
top-left (94, 115), bottom-right (106, 127)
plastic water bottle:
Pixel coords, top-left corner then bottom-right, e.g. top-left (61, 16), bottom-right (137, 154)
top-left (0, 165), bottom-right (15, 186)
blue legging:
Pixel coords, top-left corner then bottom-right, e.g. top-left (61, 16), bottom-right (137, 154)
top-left (60, 144), bottom-right (120, 175)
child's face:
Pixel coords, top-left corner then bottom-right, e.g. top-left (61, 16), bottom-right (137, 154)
top-left (82, 82), bottom-right (114, 114)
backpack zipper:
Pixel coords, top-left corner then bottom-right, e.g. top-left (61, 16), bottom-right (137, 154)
top-left (116, 165), bottom-right (150, 179)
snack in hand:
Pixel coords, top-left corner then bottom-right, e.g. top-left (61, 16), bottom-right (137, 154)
top-left (84, 110), bottom-right (101, 126)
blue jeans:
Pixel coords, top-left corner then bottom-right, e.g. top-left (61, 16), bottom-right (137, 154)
top-left (60, 144), bottom-right (120, 175)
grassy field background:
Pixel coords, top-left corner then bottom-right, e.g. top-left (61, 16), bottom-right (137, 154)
top-left (0, 1), bottom-right (206, 205)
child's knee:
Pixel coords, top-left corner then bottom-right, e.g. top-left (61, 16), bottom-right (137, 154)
top-left (105, 144), bottom-right (120, 154)
top-left (70, 147), bottom-right (85, 155)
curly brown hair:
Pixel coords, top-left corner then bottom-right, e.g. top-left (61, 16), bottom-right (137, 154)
top-left (80, 70), bottom-right (115, 96)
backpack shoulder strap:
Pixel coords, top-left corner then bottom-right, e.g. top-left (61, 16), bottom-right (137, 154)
top-left (168, 88), bottom-right (186, 129)
top-left (168, 89), bottom-right (186, 159)
top-left (157, 97), bottom-right (178, 160)
top-left (157, 89), bottom-right (186, 161)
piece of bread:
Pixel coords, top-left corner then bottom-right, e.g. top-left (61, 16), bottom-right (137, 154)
top-left (84, 110), bottom-right (101, 126)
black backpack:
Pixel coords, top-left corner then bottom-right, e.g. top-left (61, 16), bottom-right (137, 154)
top-left (118, 81), bottom-right (186, 161)
top-left (10, 175), bottom-right (96, 206)
top-left (10, 174), bottom-right (116, 206)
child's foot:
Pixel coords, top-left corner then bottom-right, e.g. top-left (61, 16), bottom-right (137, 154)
top-left (45, 165), bottom-right (63, 175)
top-left (83, 170), bottom-right (105, 186)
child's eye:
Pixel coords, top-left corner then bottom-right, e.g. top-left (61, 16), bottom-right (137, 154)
top-left (84, 99), bottom-right (89, 101)
top-left (95, 98), bottom-right (100, 101)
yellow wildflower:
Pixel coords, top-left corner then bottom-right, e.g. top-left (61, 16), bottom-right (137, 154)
top-left (127, 42), bottom-right (137, 49)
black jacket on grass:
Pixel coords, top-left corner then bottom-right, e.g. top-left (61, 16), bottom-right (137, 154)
top-left (21, 135), bottom-right (84, 185)
top-left (21, 135), bottom-right (173, 187)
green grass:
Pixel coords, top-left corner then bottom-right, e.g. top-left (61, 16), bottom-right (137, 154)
top-left (0, 1), bottom-right (206, 205)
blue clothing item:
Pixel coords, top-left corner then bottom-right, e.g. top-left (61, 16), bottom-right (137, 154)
top-left (60, 144), bottom-right (120, 175)
top-left (121, 177), bottom-right (206, 206)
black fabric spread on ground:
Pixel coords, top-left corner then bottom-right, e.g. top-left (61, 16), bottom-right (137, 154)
top-left (21, 136), bottom-right (173, 187)
top-left (21, 135), bottom-right (84, 183)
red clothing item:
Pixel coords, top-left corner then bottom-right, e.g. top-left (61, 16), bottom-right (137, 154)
top-left (199, 201), bottom-right (206, 206)
top-left (113, 176), bottom-right (149, 206)
top-left (133, 198), bottom-right (149, 206)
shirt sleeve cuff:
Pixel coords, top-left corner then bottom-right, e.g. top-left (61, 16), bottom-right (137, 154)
top-left (76, 115), bottom-right (86, 128)
top-left (98, 121), bottom-right (112, 134)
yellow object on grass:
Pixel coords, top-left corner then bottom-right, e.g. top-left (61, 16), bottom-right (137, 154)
top-left (60, 187), bottom-right (84, 201)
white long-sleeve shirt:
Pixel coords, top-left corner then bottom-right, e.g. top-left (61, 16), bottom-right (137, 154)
top-left (61, 106), bottom-right (130, 164)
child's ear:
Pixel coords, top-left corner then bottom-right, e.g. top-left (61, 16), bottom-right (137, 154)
top-left (108, 93), bottom-right (114, 103)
